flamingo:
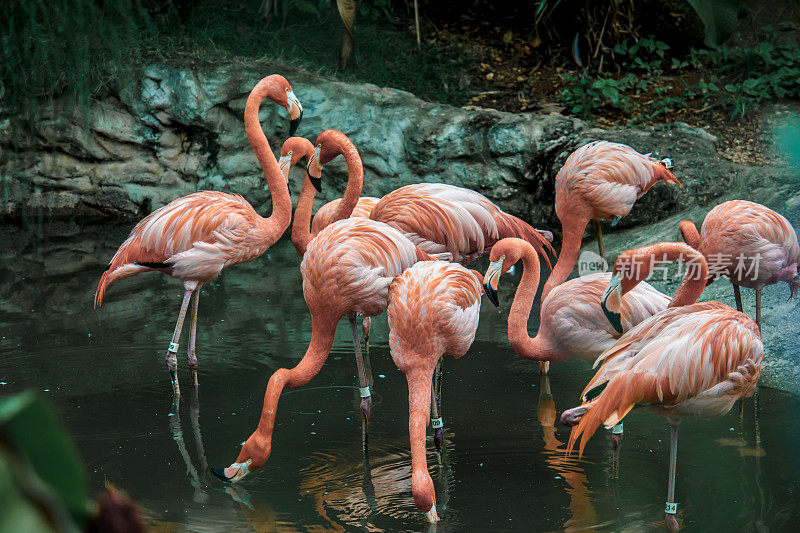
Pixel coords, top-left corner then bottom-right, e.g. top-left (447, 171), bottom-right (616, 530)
top-left (542, 141), bottom-right (681, 302)
top-left (482, 238), bottom-right (670, 376)
top-left (94, 74), bottom-right (302, 392)
top-left (679, 199), bottom-right (799, 330)
top-left (211, 217), bottom-right (443, 483)
top-left (386, 260), bottom-right (484, 522)
top-left (562, 243), bottom-right (763, 531)
top-left (369, 182), bottom-right (555, 265)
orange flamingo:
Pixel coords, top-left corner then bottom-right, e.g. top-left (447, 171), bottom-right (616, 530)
top-left (386, 260), bottom-right (484, 522)
top-left (211, 218), bottom-right (441, 483)
top-left (562, 243), bottom-right (763, 531)
top-left (94, 74), bottom-right (302, 392)
top-left (483, 238), bottom-right (670, 376)
top-left (370, 182), bottom-right (554, 265)
top-left (542, 141), bottom-right (681, 302)
top-left (679, 199), bottom-right (799, 330)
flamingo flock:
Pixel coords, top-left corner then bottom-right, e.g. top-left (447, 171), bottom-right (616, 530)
top-left (95, 74), bottom-right (798, 529)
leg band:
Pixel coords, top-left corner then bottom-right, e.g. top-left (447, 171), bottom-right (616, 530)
top-left (665, 502), bottom-right (677, 515)
top-left (431, 417), bottom-right (443, 429)
top-left (612, 422), bottom-right (624, 435)
top-left (359, 386), bottom-right (371, 398)
top-left (169, 341), bottom-right (179, 353)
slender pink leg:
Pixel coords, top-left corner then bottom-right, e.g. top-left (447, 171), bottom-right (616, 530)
top-left (187, 284), bottom-right (202, 386)
top-left (167, 288), bottom-right (194, 394)
top-left (755, 287), bottom-right (762, 331)
top-left (665, 423), bottom-right (680, 532)
top-left (594, 219), bottom-right (605, 261)
top-left (430, 358), bottom-right (444, 456)
top-left (349, 314), bottom-right (372, 432)
top-left (732, 283), bottom-right (743, 313)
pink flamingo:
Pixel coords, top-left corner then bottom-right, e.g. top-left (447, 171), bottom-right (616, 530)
top-left (370, 182), bottom-right (554, 265)
top-left (562, 243), bottom-right (763, 531)
top-left (543, 141), bottom-right (682, 302)
top-left (483, 238), bottom-right (670, 376)
top-left (94, 74), bottom-right (302, 391)
top-left (211, 217), bottom-right (441, 483)
top-left (679, 199), bottom-right (799, 330)
top-left (387, 260), bottom-right (484, 522)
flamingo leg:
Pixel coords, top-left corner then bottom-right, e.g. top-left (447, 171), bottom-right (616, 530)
top-left (594, 219), bottom-right (605, 261)
top-left (406, 366), bottom-right (439, 522)
top-left (187, 284), bottom-right (202, 386)
top-left (755, 287), bottom-right (762, 331)
top-left (167, 288), bottom-right (194, 394)
top-left (732, 283), bottom-right (743, 313)
top-left (665, 423), bottom-right (679, 532)
top-left (348, 314), bottom-right (372, 439)
top-left (190, 383), bottom-right (208, 473)
top-left (361, 314), bottom-right (372, 364)
top-left (539, 361), bottom-right (550, 374)
top-left (430, 358), bottom-right (444, 457)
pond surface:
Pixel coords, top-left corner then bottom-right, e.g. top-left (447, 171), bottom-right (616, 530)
top-left (1, 222), bottom-right (799, 531)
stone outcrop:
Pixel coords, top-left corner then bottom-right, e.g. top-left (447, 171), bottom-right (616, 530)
top-left (4, 61), bottom-right (797, 231)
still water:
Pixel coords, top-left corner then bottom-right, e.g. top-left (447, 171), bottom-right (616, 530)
top-left (1, 222), bottom-right (799, 531)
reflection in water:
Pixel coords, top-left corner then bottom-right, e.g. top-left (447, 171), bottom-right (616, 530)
top-left (536, 374), bottom-right (597, 531)
top-left (2, 223), bottom-right (800, 531)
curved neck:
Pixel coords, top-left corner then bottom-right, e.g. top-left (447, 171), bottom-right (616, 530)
top-left (679, 220), bottom-right (701, 250)
top-left (622, 243), bottom-right (708, 308)
top-left (507, 245), bottom-right (553, 361)
top-left (244, 81), bottom-right (292, 241)
top-left (290, 134), bottom-right (363, 257)
top-left (291, 177), bottom-right (317, 256)
top-left (542, 216), bottom-right (587, 301)
top-left (326, 133), bottom-right (363, 225)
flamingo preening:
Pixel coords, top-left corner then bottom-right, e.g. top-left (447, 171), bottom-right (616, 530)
top-left (94, 74), bottom-right (302, 392)
top-left (387, 260), bottom-right (484, 522)
top-left (562, 243), bottom-right (763, 531)
top-left (211, 217), bottom-right (442, 483)
top-left (679, 199), bottom-right (799, 330)
top-left (543, 141), bottom-right (681, 302)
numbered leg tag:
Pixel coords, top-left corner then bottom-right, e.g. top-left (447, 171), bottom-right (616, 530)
top-left (431, 417), bottom-right (443, 429)
top-left (612, 422), bottom-right (624, 435)
top-left (359, 386), bottom-right (371, 398)
top-left (168, 342), bottom-right (179, 353)
top-left (665, 502), bottom-right (677, 515)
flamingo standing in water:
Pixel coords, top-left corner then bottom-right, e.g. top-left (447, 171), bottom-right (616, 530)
top-left (386, 260), bottom-right (484, 522)
top-left (679, 199), bottom-right (799, 330)
top-left (483, 238), bottom-right (670, 375)
top-left (543, 141), bottom-right (681, 303)
top-left (94, 74), bottom-right (302, 391)
top-left (211, 217), bottom-right (443, 483)
top-left (562, 243), bottom-right (763, 531)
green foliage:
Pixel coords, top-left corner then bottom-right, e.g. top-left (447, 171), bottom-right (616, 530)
top-left (0, 0), bottom-right (151, 113)
top-left (688, 40), bottom-right (800, 117)
top-left (610, 36), bottom-right (671, 73)
top-left (0, 392), bottom-right (90, 531)
top-left (559, 74), bottom-right (647, 115)
top-left (686, 0), bottom-right (743, 48)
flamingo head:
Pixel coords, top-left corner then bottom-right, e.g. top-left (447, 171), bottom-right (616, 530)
top-left (262, 75), bottom-right (303, 135)
top-left (210, 437), bottom-right (266, 483)
top-left (483, 238), bottom-right (526, 307)
top-left (678, 220), bottom-right (701, 250)
top-left (279, 137), bottom-right (315, 183)
top-left (412, 469), bottom-right (439, 522)
top-left (600, 274), bottom-right (624, 334)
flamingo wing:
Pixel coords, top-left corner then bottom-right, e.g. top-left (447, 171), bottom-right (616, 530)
top-left (371, 183), bottom-right (552, 264)
top-left (555, 141), bottom-right (679, 220)
top-left (311, 196), bottom-right (379, 235)
top-left (567, 302), bottom-right (763, 457)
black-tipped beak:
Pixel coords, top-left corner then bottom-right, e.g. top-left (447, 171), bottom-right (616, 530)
top-left (600, 297), bottom-right (623, 334)
top-left (484, 283), bottom-right (499, 307)
top-left (307, 173), bottom-right (322, 192)
top-left (289, 109), bottom-right (303, 136)
top-left (211, 467), bottom-right (233, 482)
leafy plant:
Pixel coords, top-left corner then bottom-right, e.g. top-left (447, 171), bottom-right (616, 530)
top-left (686, 0), bottom-right (743, 48)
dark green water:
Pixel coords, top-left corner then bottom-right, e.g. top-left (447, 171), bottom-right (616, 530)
top-left (1, 222), bottom-right (799, 531)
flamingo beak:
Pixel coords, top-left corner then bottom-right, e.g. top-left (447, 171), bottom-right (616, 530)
top-left (659, 157), bottom-right (674, 169)
top-left (306, 145), bottom-right (322, 192)
top-left (483, 256), bottom-right (504, 308)
top-left (278, 154), bottom-right (292, 183)
top-left (210, 459), bottom-right (251, 483)
top-left (601, 275), bottom-right (623, 334)
top-left (424, 503), bottom-right (440, 523)
top-left (286, 90), bottom-right (303, 136)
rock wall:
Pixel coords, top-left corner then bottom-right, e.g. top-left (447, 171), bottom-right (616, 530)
top-left (4, 60), bottom-right (796, 232)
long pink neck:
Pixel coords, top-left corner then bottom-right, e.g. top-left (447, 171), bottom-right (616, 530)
top-left (237, 312), bottom-right (338, 469)
top-left (290, 134), bottom-right (363, 256)
top-left (507, 243), bottom-right (556, 361)
top-left (622, 243), bottom-right (708, 308)
top-left (244, 79), bottom-right (292, 248)
top-left (541, 216), bottom-right (587, 301)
